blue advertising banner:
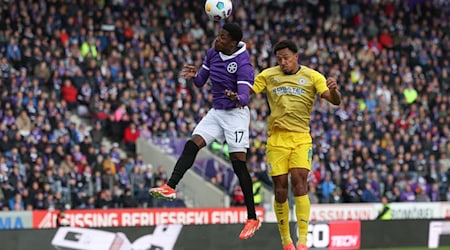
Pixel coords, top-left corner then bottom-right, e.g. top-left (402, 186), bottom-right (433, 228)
top-left (0, 211), bottom-right (32, 230)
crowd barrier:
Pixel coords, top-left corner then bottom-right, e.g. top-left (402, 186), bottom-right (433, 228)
top-left (1, 202), bottom-right (450, 230)
top-left (0, 219), bottom-right (449, 250)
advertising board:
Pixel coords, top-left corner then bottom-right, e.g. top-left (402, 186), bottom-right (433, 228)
top-left (0, 211), bottom-right (32, 230)
top-left (33, 207), bottom-right (265, 228)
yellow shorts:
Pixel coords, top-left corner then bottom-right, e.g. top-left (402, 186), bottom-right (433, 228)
top-left (266, 130), bottom-right (312, 176)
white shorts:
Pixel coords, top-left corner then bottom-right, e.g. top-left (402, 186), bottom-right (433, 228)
top-left (193, 107), bottom-right (250, 153)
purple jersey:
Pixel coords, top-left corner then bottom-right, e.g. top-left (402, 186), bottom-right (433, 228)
top-left (194, 42), bottom-right (254, 110)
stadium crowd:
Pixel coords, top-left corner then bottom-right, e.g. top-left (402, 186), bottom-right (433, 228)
top-left (0, 0), bottom-right (449, 212)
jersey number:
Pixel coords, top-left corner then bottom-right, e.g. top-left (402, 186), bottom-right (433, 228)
top-left (234, 131), bottom-right (244, 143)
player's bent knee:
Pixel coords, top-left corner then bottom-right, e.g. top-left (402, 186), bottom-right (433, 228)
top-left (274, 187), bottom-right (288, 203)
top-left (191, 135), bottom-right (207, 148)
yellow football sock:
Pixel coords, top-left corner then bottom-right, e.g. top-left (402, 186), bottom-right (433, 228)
top-left (274, 200), bottom-right (292, 246)
top-left (295, 195), bottom-right (311, 245)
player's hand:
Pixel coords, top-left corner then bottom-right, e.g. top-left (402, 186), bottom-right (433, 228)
top-left (225, 89), bottom-right (238, 101)
top-left (326, 77), bottom-right (338, 90)
top-left (180, 64), bottom-right (197, 79)
top-left (225, 89), bottom-right (243, 108)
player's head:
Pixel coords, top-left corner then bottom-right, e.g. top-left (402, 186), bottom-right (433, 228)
top-left (273, 40), bottom-right (299, 74)
top-left (214, 22), bottom-right (243, 54)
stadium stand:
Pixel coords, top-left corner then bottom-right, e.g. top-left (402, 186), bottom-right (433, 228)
top-left (0, 0), bottom-right (448, 212)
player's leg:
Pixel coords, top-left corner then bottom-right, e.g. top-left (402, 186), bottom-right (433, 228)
top-left (166, 134), bottom-right (206, 188)
top-left (149, 134), bottom-right (206, 200)
top-left (271, 173), bottom-right (295, 250)
top-left (222, 107), bottom-right (260, 239)
top-left (267, 132), bottom-right (293, 249)
top-left (149, 110), bottom-right (220, 200)
top-left (290, 143), bottom-right (313, 250)
top-left (230, 151), bottom-right (257, 220)
top-left (229, 151), bottom-right (261, 239)
top-left (223, 107), bottom-right (255, 221)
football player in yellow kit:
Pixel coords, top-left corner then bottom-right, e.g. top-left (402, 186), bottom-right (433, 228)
top-left (228, 39), bottom-right (341, 250)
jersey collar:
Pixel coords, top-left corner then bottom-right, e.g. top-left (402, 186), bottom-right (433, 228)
top-left (219, 42), bottom-right (247, 61)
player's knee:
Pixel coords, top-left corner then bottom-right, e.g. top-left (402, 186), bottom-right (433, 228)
top-left (292, 179), bottom-right (308, 196)
top-left (229, 152), bottom-right (246, 162)
top-left (291, 169), bottom-right (309, 196)
top-left (292, 183), bottom-right (308, 196)
top-left (183, 140), bottom-right (201, 155)
top-left (190, 135), bottom-right (206, 148)
top-left (274, 187), bottom-right (288, 203)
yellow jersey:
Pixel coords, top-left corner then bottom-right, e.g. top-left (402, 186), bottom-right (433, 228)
top-left (252, 65), bottom-right (329, 134)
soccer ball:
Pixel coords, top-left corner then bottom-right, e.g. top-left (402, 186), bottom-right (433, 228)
top-left (205, 0), bottom-right (233, 21)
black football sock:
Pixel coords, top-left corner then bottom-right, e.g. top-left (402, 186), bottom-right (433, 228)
top-left (232, 160), bottom-right (257, 220)
top-left (167, 140), bottom-right (200, 189)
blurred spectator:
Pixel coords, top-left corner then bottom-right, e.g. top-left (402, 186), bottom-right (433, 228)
top-left (61, 80), bottom-right (78, 111)
top-left (252, 175), bottom-right (263, 206)
top-left (16, 110), bottom-right (31, 137)
top-left (123, 123), bottom-right (140, 153)
top-left (400, 185), bottom-right (416, 202)
top-left (103, 155), bottom-right (116, 175)
top-left (319, 172), bottom-right (336, 203)
top-left (308, 183), bottom-right (320, 204)
top-left (122, 189), bottom-right (138, 208)
top-left (154, 166), bottom-right (168, 187)
top-left (56, 211), bottom-right (69, 227)
top-left (376, 196), bottom-right (392, 220)
top-left (9, 193), bottom-right (24, 211)
top-left (231, 185), bottom-right (245, 206)
top-left (360, 183), bottom-right (379, 203)
top-left (90, 121), bottom-right (104, 149)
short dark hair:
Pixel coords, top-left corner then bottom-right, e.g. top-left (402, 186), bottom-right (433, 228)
top-left (273, 40), bottom-right (298, 54)
top-left (222, 22), bottom-right (243, 42)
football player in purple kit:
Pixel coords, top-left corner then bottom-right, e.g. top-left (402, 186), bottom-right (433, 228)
top-left (149, 23), bottom-right (261, 240)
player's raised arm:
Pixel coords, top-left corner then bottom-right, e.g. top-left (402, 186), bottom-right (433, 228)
top-left (179, 63), bottom-right (209, 88)
top-left (320, 77), bottom-right (341, 105)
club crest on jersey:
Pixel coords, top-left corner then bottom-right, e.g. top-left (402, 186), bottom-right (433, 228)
top-left (227, 62), bottom-right (238, 73)
top-left (298, 77), bottom-right (307, 86)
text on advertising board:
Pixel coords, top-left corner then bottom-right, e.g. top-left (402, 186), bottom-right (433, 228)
top-left (304, 221), bottom-right (360, 249)
top-left (0, 211), bottom-right (33, 230)
top-left (33, 207), bottom-right (265, 228)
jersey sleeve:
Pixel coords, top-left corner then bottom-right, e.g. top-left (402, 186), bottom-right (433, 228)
top-left (193, 49), bottom-right (213, 87)
top-left (311, 69), bottom-right (329, 95)
top-left (252, 70), bottom-right (268, 94)
top-left (236, 55), bottom-right (254, 106)
top-left (236, 61), bottom-right (254, 88)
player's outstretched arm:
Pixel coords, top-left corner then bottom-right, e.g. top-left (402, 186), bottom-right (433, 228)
top-left (180, 64), bottom-right (208, 88)
top-left (321, 77), bottom-right (341, 105)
